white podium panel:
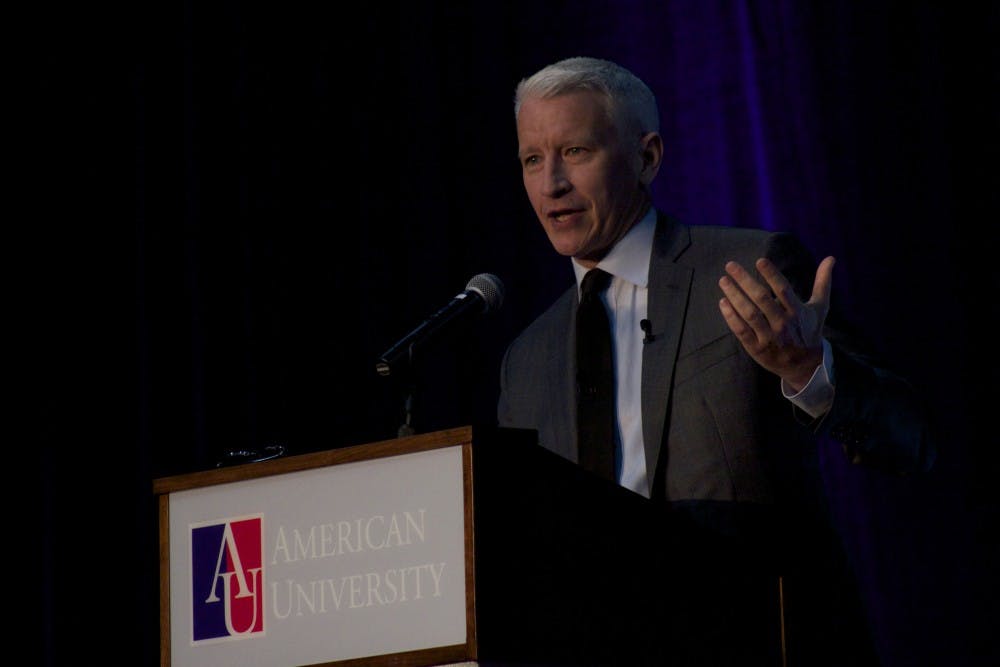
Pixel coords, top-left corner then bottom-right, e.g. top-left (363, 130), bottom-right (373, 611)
top-left (164, 444), bottom-right (468, 667)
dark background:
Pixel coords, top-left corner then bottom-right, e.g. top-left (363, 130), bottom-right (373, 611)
top-left (26, 1), bottom-right (996, 665)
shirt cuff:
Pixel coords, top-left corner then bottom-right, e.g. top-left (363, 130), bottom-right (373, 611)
top-left (782, 338), bottom-right (835, 419)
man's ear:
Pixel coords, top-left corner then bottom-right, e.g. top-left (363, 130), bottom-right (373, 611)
top-left (638, 132), bottom-right (663, 185)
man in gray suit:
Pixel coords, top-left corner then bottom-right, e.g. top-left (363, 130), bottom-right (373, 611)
top-left (497, 56), bottom-right (935, 666)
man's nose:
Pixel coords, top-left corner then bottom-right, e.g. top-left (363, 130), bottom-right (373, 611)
top-left (542, 160), bottom-right (571, 197)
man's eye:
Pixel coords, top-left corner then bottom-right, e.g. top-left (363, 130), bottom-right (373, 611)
top-left (523, 155), bottom-right (539, 167)
top-left (566, 147), bottom-right (585, 157)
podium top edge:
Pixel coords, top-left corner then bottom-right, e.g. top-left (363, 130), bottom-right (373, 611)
top-left (151, 425), bottom-right (475, 496)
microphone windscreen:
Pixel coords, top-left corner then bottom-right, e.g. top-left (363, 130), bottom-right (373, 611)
top-left (466, 273), bottom-right (505, 312)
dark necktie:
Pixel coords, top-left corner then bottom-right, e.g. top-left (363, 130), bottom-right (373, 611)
top-left (576, 268), bottom-right (616, 482)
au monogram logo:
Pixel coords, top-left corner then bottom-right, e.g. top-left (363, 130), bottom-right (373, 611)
top-left (190, 515), bottom-right (265, 643)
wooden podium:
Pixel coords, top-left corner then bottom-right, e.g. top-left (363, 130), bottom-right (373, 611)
top-left (154, 425), bottom-right (781, 666)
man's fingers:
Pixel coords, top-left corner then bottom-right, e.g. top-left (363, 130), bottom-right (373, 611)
top-left (719, 297), bottom-right (756, 345)
top-left (811, 256), bottom-right (836, 308)
top-left (755, 257), bottom-right (801, 311)
top-left (723, 260), bottom-right (785, 322)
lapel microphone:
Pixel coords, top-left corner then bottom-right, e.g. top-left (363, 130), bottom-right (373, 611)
top-left (640, 319), bottom-right (654, 344)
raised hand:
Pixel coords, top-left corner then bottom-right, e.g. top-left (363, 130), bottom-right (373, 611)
top-left (718, 255), bottom-right (835, 392)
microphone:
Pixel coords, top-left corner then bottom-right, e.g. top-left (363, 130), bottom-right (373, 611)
top-left (376, 273), bottom-right (505, 376)
top-left (640, 318), bottom-right (655, 344)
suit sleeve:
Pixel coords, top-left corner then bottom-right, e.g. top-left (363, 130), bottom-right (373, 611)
top-left (766, 232), bottom-right (937, 475)
top-left (497, 342), bottom-right (515, 428)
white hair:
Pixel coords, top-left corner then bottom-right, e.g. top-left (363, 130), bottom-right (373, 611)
top-left (514, 56), bottom-right (660, 138)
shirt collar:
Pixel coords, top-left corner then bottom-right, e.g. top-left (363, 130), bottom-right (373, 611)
top-left (572, 207), bottom-right (656, 292)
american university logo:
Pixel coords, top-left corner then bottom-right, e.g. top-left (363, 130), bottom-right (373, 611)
top-left (190, 515), bottom-right (265, 643)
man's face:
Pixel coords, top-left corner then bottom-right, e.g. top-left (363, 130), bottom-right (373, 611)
top-left (517, 90), bottom-right (654, 267)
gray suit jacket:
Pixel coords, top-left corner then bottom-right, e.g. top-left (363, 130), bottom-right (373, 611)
top-left (498, 211), bottom-right (933, 506)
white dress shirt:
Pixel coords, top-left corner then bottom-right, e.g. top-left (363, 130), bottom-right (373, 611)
top-left (573, 208), bottom-right (835, 497)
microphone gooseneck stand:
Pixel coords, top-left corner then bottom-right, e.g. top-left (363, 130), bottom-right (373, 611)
top-left (397, 343), bottom-right (417, 437)
top-left (375, 273), bottom-right (506, 439)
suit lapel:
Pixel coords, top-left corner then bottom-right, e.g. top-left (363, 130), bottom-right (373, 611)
top-left (642, 213), bottom-right (693, 492)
